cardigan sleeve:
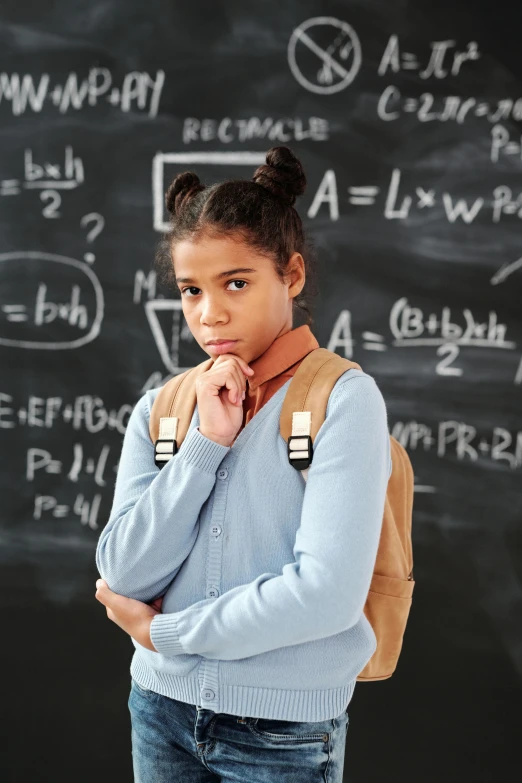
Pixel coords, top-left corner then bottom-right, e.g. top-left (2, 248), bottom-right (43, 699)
top-left (95, 391), bottom-right (230, 603)
top-left (149, 373), bottom-right (392, 660)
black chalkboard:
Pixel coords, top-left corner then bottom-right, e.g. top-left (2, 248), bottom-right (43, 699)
top-left (1, 2), bottom-right (521, 781)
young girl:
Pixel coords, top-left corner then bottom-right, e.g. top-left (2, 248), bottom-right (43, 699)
top-left (95, 145), bottom-right (391, 782)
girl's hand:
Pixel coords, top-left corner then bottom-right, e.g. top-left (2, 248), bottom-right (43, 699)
top-left (196, 353), bottom-right (254, 446)
top-left (95, 579), bottom-right (161, 652)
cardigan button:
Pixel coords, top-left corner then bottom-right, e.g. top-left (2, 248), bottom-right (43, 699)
top-left (217, 468), bottom-right (228, 480)
top-left (201, 688), bottom-right (215, 700)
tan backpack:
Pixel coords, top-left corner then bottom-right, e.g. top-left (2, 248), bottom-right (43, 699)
top-left (149, 347), bottom-right (415, 681)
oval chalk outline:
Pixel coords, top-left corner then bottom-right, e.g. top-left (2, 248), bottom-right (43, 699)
top-left (0, 251), bottom-right (104, 349)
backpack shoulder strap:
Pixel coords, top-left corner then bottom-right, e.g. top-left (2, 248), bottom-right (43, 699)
top-left (149, 357), bottom-right (214, 467)
top-left (280, 348), bottom-right (362, 476)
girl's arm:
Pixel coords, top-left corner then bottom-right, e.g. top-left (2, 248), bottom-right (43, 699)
top-left (148, 373), bottom-right (392, 660)
top-left (95, 390), bottom-right (230, 603)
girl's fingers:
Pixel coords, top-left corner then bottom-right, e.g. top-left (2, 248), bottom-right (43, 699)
top-left (223, 375), bottom-right (238, 404)
top-left (232, 365), bottom-right (246, 404)
top-left (235, 356), bottom-right (255, 377)
top-left (204, 356), bottom-right (250, 405)
top-left (214, 353), bottom-right (253, 379)
top-left (223, 363), bottom-right (245, 405)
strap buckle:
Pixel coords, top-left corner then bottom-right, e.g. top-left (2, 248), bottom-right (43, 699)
top-left (154, 438), bottom-right (178, 469)
top-left (287, 434), bottom-right (313, 471)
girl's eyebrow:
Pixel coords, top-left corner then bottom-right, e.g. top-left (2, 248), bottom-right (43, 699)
top-left (175, 267), bottom-right (258, 284)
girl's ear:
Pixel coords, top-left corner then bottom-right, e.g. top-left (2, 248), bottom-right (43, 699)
top-left (286, 252), bottom-right (306, 296)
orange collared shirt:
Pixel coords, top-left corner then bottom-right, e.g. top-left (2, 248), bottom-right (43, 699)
top-left (232, 324), bottom-right (320, 444)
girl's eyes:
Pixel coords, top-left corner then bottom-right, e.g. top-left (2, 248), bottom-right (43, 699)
top-left (180, 280), bottom-right (248, 297)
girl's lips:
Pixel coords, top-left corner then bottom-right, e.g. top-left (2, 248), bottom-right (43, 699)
top-left (207, 340), bottom-right (238, 355)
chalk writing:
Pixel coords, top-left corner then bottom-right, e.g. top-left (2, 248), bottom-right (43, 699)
top-left (33, 492), bottom-right (103, 529)
top-left (0, 252), bottom-right (103, 349)
top-left (182, 117), bottom-right (329, 144)
top-left (0, 68), bottom-right (164, 117)
top-left (0, 393), bottom-right (132, 433)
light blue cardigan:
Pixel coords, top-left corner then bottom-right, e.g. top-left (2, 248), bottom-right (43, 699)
top-left (95, 367), bottom-right (392, 721)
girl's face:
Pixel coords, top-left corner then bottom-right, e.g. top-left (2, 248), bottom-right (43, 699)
top-left (172, 232), bottom-right (305, 364)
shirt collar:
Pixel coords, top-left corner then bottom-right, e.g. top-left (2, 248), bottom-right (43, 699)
top-left (247, 324), bottom-right (320, 391)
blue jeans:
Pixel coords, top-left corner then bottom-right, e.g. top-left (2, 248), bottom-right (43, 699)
top-left (128, 677), bottom-right (349, 782)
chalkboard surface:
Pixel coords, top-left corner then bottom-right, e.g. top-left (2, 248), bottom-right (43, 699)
top-left (1, 2), bottom-right (520, 781)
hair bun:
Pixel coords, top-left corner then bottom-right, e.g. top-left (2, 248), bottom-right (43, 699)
top-left (165, 172), bottom-right (205, 215)
top-left (252, 145), bottom-right (306, 207)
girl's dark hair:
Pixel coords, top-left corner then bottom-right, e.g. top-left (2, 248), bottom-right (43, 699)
top-left (154, 145), bottom-right (319, 326)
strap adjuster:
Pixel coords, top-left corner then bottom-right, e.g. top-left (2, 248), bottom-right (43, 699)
top-left (287, 434), bottom-right (313, 471)
top-left (154, 416), bottom-right (179, 469)
top-left (287, 410), bottom-right (313, 471)
top-left (154, 438), bottom-right (178, 469)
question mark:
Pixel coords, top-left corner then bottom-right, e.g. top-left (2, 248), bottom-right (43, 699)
top-left (81, 213), bottom-right (105, 263)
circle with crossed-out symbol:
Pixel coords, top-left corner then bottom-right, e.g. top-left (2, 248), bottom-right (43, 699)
top-left (288, 16), bottom-right (362, 95)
